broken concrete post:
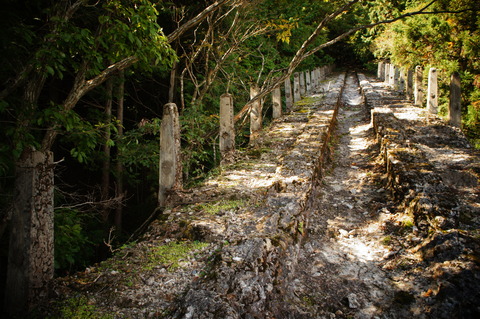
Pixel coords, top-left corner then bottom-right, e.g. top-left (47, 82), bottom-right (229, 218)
top-left (406, 69), bottom-right (414, 100)
top-left (449, 71), bottom-right (462, 127)
top-left (299, 72), bottom-right (305, 96)
top-left (159, 103), bottom-right (182, 207)
top-left (6, 149), bottom-right (54, 317)
top-left (414, 66), bottom-right (424, 106)
top-left (306, 71), bottom-right (311, 94)
top-left (220, 93), bottom-right (235, 163)
top-left (293, 72), bottom-right (301, 102)
top-left (427, 67), bottom-right (438, 114)
top-left (272, 86), bottom-right (282, 119)
top-left (284, 77), bottom-right (293, 110)
top-left (378, 61), bottom-right (385, 80)
top-left (249, 84), bottom-right (262, 144)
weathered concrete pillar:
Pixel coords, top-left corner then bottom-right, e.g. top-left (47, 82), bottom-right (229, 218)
top-left (159, 103), bottom-right (182, 207)
top-left (305, 71), bottom-right (311, 94)
top-left (6, 149), bottom-right (54, 317)
top-left (384, 63), bottom-right (390, 84)
top-left (398, 68), bottom-right (405, 92)
top-left (389, 64), bottom-right (395, 86)
top-left (311, 70), bottom-right (316, 91)
top-left (414, 66), bottom-right (424, 106)
top-left (249, 84), bottom-right (262, 144)
top-left (449, 71), bottom-right (462, 127)
top-left (406, 69), bottom-right (414, 100)
top-left (319, 67), bottom-right (325, 82)
top-left (272, 86), bottom-right (282, 119)
top-left (293, 72), bottom-right (301, 102)
top-left (299, 72), bottom-right (306, 96)
top-left (427, 67), bottom-right (438, 114)
top-left (378, 61), bottom-right (385, 80)
top-left (220, 93), bottom-right (235, 163)
top-left (284, 77), bottom-right (293, 110)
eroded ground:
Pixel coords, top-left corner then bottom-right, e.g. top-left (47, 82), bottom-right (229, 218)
top-left (47, 72), bottom-right (480, 319)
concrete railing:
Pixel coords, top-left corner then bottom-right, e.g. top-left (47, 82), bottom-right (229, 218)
top-left (377, 61), bottom-right (462, 127)
top-left (158, 64), bottom-right (334, 206)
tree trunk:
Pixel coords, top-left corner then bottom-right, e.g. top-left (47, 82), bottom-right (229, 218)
top-left (101, 78), bottom-right (113, 223)
top-left (5, 149), bottom-right (54, 317)
top-left (114, 71), bottom-right (125, 234)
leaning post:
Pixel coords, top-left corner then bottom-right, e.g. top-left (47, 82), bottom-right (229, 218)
top-left (219, 93), bottom-right (235, 163)
top-left (427, 67), bottom-right (438, 114)
top-left (158, 103), bottom-right (182, 207)
top-left (406, 69), bottom-right (414, 100)
top-left (272, 85), bottom-right (282, 119)
top-left (414, 66), bottom-right (424, 106)
top-left (448, 72), bottom-right (462, 127)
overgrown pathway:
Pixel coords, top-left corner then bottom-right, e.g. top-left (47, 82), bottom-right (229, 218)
top-left (48, 72), bottom-right (480, 319)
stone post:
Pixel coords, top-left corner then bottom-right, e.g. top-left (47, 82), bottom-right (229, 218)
top-left (427, 67), bottom-right (438, 114)
top-left (378, 61), bottom-right (385, 81)
top-left (159, 103), bottom-right (182, 207)
top-left (220, 93), bottom-right (235, 163)
top-left (319, 67), bottom-right (325, 82)
top-left (449, 72), bottom-right (462, 127)
top-left (389, 64), bottom-right (395, 86)
top-left (384, 63), bottom-right (390, 84)
top-left (249, 84), bottom-right (262, 144)
top-left (311, 70), bottom-right (316, 92)
top-left (406, 69), bottom-right (414, 100)
top-left (299, 72), bottom-right (305, 96)
top-left (272, 86), bottom-right (282, 119)
top-left (293, 72), bottom-right (301, 102)
top-left (6, 149), bottom-right (54, 317)
top-left (398, 69), bottom-right (405, 92)
top-left (414, 66), bottom-right (424, 106)
top-left (284, 77), bottom-right (293, 110)
top-left (306, 71), bottom-right (311, 94)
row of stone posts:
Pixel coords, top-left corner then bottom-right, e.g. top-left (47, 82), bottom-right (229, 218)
top-left (158, 65), bottom-right (334, 206)
top-left (377, 61), bottom-right (462, 127)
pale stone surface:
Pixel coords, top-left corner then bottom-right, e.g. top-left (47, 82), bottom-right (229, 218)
top-left (159, 103), bottom-right (182, 207)
top-left (293, 72), bottom-right (301, 102)
top-left (220, 93), bottom-right (235, 162)
top-left (272, 86), bottom-right (282, 119)
top-left (249, 84), bottom-right (262, 144)
top-left (427, 67), bottom-right (438, 114)
top-left (414, 65), bottom-right (423, 106)
top-left (284, 77), bottom-right (293, 110)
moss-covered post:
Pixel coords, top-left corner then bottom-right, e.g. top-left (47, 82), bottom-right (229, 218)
top-left (293, 72), bottom-right (301, 102)
top-left (449, 71), bottom-right (462, 127)
top-left (159, 103), bottom-right (182, 207)
top-left (220, 93), bottom-right (235, 163)
top-left (427, 67), bottom-right (438, 114)
top-left (272, 86), bottom-right (282, 119)
top-left (5, 149), bottom-right (54, 317)
top-left (414, 66), bottom-right (424, 106)
top-left (249, 84), bottom-right (262, 144)
top-left (284, 77), bottom-right (293, 110)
